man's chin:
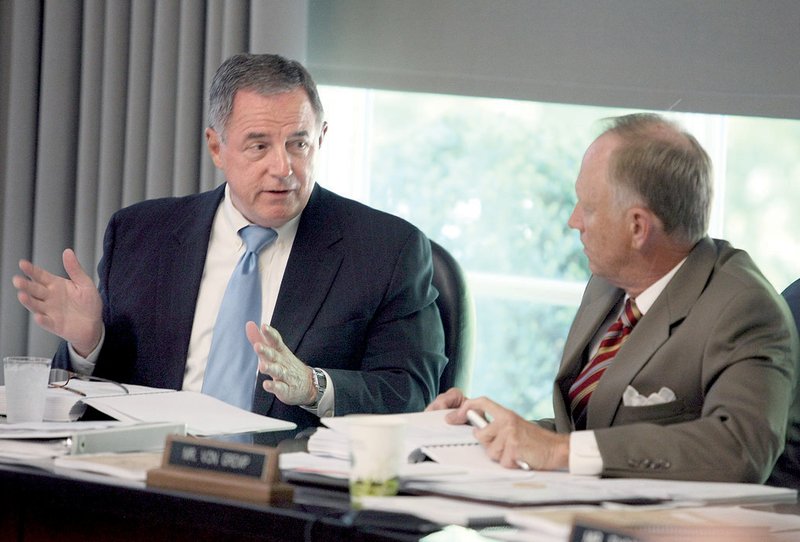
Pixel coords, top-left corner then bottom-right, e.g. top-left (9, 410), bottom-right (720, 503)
top-left (253, 203), bottom-right (301, 228)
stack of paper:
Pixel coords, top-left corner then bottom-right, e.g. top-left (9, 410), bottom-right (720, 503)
top-left (310, 410), bottom-right (483, 463)
top-left (82, 390), bottom-right (296, 436)
top-left (0, 420), bottom-right (135, 462)
top-left (503, 504), bottom-right (800, 541)
top-left (287, 410), bottom-right (800, 533)
top-left (53, 451), bottom-right (163, 484)
top-left (0, 380), bottom-right (165, 422)
top-left (2, 381), bottom-right (297, 437)
top-left (403, 473), bottom-right (798, 507)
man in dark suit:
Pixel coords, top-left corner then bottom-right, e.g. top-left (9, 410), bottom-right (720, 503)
top-left (14, 53), bottom-right (446, 438)
top-left (429, 113), bottom-right (799, 483)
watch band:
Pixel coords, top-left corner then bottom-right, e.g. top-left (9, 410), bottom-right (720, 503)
top-left (310, 367), bottom-right (327, 409)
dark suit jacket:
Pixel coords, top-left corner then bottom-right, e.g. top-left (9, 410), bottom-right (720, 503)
top-left (540, 237), bottom-right (799, 483)
top-left (54, 183), bottom-right (446, 437)
top-left (768, 278), bottom-right (800, 488)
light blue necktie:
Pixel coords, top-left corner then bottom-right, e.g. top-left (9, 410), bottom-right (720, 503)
top-left (202, 225), bottom-right (278, 410)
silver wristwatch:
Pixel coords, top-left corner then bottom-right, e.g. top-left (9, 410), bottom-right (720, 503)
top-left (310, 367), bottom-right (327, 409)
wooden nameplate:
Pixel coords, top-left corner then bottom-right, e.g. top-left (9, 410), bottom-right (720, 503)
top-left (146, 434), bottom-right (293, 505)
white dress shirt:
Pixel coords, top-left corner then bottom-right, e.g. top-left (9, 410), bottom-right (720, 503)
top-left (70, 184), bottom-right (335, 416)
top-left (569, 258), bottom-right (687, 475)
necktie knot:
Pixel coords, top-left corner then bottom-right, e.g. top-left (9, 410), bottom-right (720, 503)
top-left (620, 298), bottom-right (641, 329)
top-left (240, 225), bottom-right (278, 255)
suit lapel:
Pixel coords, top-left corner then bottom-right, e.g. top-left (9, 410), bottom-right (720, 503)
top-left (586, 237), bottom-right (719, 429)
top-left (556, 283), bottom-right (621, 383)
top-left (270, 185), bottom-right (344, 350)
top-left (553, 280), bottom-right (621, 430)
top-left (157, 185), bottom-right (224, 371)
top-left (254, 185), bottom-right (344, 415)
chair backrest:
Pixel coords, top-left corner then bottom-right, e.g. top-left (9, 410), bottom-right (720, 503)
top-left (782, 278), bottom-right (800, 332)
top-left (768, 278), bottom-right (800, 489)
top-left (430, 240), bottom-right (476, 393)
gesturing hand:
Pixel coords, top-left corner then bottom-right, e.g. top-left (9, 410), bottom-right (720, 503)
top-left (13, 249), bottom-right (103, 357)
top-left (247, 322), bottom-right (316, 406)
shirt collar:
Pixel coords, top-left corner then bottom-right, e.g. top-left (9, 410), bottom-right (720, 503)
top-left (632, 257), bottom-right (688, 315)
top-left (221, 183), bottom-right (301, 244)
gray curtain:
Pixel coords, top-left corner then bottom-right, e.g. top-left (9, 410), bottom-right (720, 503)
top-left (0, 0), bottom-right (308, 364)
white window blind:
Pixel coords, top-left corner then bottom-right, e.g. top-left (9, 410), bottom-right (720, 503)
top-left (307, 0), bottom-right (800, 120)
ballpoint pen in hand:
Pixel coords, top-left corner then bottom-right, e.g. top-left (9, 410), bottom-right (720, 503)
top-left (466, 409), bottom-right (532, 471)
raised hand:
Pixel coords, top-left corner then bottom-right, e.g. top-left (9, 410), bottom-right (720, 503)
top-left (13, 249), bottom-right (103, 357)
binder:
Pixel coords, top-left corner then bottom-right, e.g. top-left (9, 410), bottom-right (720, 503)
top-left (68, 422), bottom-right (187, 455)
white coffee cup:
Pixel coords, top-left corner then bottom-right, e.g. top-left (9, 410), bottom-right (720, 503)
top-left (347, 415), bottom-right (407, 508)
top-left (3, 356), bottom-right (52, 423)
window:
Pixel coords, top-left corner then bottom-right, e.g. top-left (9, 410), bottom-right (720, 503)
top-left (317, 86), bottom-right (800, 419)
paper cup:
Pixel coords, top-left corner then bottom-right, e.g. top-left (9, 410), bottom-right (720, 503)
top-left (347, 416), bottom-right (407, 508)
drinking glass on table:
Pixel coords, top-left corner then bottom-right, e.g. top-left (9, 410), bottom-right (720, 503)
top-left (3, 356), bottom-right (52, 423)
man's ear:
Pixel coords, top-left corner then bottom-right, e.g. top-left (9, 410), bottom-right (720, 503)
top-left (317, 121), bottom-right (328, 149)
top-left (206, 127), bottom-right (223, 168)
top-left (628, 206), bottom-right (654, 250)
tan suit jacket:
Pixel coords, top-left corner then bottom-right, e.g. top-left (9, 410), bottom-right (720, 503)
top-left (543, 237), bottom-right (799, 482)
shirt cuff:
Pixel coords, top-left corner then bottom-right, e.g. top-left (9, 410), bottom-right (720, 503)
top-left (67, 326), bottom-right (105, 375)
top-left (569, 430), bottom-right (604, 475)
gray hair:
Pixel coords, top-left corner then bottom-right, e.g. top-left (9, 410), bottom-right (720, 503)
top-left (208, 53), bottom-right (324, 138)
top-left (602, 113), bottom-right (712, 245)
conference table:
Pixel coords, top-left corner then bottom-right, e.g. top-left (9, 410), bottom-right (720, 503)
top-left (0, 459), bottom-right (456, 542)
top-left (3, 428), bottom-right (800, 541)
top-left (6, 459), bottom-right (800, 542)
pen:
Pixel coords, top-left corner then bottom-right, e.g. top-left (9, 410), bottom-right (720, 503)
top-left (466, 409), bottom-right (531, 471)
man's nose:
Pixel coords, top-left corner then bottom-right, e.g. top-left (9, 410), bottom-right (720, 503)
top-left (267, 147), bottom-right (292, 177)
top-left (567, 207), bottom-right (581, 230)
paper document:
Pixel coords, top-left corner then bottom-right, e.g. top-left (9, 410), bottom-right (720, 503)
top-left (54, 451), bottom-right (163, 482)
top-left (314, 410), bottom-right (478, 460)
top-left (0, 420), bottom-right (131, 439)
top-left (280, 451), bottom-right (469, 481)
top-left (0, 420), bottom-right (183, 466)
top-left (504, 504), bottom-right (800, 540)
top-left (0, 381), bottom-right (163, 422)
top-left (310, 409), bottom-right (530, 475)
top-left (82, 390), bottom-right (296, 436)
top-left (0, 420), bottom-right (136, 462)
top-left (404, 473), bottom-right (798, 507)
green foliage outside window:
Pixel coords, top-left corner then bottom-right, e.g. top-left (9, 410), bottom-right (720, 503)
top-left (319, 86), bottom-right (800, 420)
top-left (724, 117), bottom-right (800, 292)
top-left (363, 94), bottom-right (631, 418)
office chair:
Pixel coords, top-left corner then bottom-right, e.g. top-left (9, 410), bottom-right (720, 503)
top-left (782, 278), bottom-right (800, 331)
top-left (430, 240), bottom-right (476, 393)
top-left (768, 277), bottom-right (800, 489)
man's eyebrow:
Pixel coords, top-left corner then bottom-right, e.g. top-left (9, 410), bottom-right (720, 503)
top-left (244, 131), bottom-right (269, 141)
top-left (243, 130), bottom-right (310, 141)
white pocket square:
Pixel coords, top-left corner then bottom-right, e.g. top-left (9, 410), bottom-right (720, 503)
top-left (623, 385), bottom-right (676, 407)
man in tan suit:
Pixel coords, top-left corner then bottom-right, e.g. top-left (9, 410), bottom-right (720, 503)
top-left (429, 113), bottom-right (799, 483)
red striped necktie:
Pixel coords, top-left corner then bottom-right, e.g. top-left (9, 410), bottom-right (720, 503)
top-left (568, 297), bottom-right (642, 429)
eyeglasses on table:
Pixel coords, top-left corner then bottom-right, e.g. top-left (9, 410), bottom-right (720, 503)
top-left (48, 369), bottom-right (129, 396)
